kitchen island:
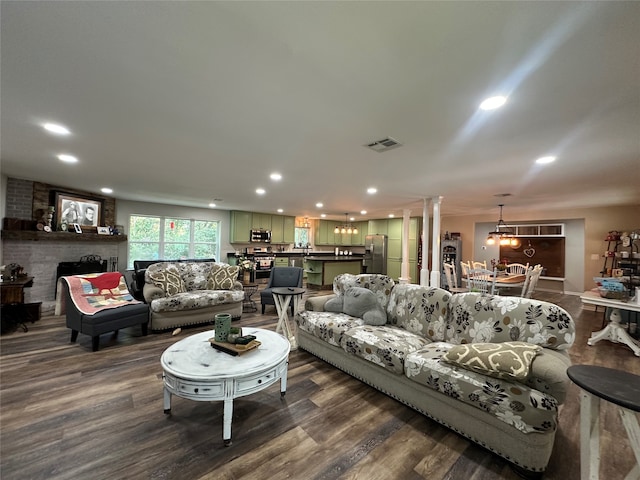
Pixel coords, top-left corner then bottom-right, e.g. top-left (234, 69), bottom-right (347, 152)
top-left (304, 256), bottom-right (362, 289)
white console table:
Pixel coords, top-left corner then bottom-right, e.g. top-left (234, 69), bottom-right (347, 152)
top-left (580, 291), bottom-right (640, 357)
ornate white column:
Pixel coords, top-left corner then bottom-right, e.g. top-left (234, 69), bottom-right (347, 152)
top-left (420, 198), bottom-right (430, 286)
top-left (399, 209), bottom-right (411, 284)
top-left (430, 196), bottom-right (443, 287)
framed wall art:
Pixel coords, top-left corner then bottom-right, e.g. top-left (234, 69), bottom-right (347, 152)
top-left (52, 191), bottom-right (104, 231)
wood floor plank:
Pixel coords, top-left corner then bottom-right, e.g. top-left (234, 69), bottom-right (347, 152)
top-left (1, 288), bottom-right (639, 479)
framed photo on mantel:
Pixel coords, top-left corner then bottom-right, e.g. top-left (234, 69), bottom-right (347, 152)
top-left (52, 191), bottom-right (104, 231)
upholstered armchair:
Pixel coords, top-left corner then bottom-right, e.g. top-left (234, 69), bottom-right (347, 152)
top-left (260, 267), bottom-right (304, 314)
top-left (59, 272), bottom-right (149, 351)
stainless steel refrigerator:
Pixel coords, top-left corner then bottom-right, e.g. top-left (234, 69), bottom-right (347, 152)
top-left (363, 235), bottom-right (387, 274)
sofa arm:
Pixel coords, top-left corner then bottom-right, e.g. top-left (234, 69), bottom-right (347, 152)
top-left (305, 294), bottom-right (336, 311)
top-left (143, 283), bottom-right (166, 303)
top-left (526, 349), bottom-right (572, 404)
top-left (232, 281), bottom-right (244, 291)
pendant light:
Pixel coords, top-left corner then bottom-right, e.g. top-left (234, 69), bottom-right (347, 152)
top-left (486, 204), bottom-right (519, 247)
top-left (334, 213), bottom-right (358, 235)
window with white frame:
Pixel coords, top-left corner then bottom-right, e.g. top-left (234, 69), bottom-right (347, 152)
top-left (127, 215), bottom-right (219, 268)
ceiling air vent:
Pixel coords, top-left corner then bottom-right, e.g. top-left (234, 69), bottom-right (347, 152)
top-left (365, 137), bottom-right (402, 152)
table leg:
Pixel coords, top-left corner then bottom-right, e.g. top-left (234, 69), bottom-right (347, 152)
top-left (579, 391), bottom-right (600, 480)
top-left (280, 361), bottom-right (289, 397)
top-left (588, 308), bottom-right (640, 357)
top-left (223, 398), bottom-right (233, 446)
top-left (163, 386), bottom-right (172, 414)
top-left (274, 294), bottom-right (297, 350)
top-left (620, 408), bottom-right (640, 480)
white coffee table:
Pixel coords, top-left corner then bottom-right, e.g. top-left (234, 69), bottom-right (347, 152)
top-left (161, 327), bottom-right (290, 445)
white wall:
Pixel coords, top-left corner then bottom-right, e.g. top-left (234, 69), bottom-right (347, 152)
top-left (0, 174), bottom-right (6, 265)
top-left (115, 200), bottom-right (233, 270)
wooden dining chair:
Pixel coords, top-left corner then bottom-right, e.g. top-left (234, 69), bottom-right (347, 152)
top-left (506, 262), bottom-right (529, 275)
top-left (460, 261), bottom-right (471, 277)
top-left (520, 264), bottom-right (543, 298)
top-left (472, 260), bottom-right (487, 270)
top-left (466, 268), bottom-right (498, 295)
top-left (443, 262), bottom-right (467, 293)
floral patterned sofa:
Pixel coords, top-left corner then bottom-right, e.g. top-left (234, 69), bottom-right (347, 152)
top-left (296, 274), bottom-right (575, 477)
top-left (143, 261), bottom-right (244, 331)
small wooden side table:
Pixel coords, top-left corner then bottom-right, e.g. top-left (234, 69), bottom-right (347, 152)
top-left (271, 287), bottom-right (305, 350)
top-left (567, 365), bottom-right (640, 480)
top-left (1, 276), bottom-right (40, 333)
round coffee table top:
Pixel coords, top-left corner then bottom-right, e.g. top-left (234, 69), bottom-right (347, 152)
top-left (567, 365), bottom-right (640, 412)
top-left (161, 327), bottom-right (290, 380)
top-left (271, 287), bottom-right (305, 296)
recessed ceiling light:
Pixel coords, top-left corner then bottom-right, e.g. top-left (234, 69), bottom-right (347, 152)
top-left (536, 156), bottom-right (557, 164)
top-left (320, 214), bottom-right (326, 218)
top-left (316, 202), bottom-right (323, 208)
top-left (209, 203), bottom-right (217, 208)
top-left (256, 188), bottom-right (266, 195)
top-left (101, 187), bottom-right (113, 194)
top-left (388, 214), bottom-right (395, 218)
top-left (43, 123), bottom-right (70, 135)
top-left (360, 210), bottom-right (367, 215)
top-left (479, 96), bottom-right (507, 111)
top-left (277, 208), bottom-right (283, 213)
top-left (367, 187), bottom-right (377, 194)
top-left (270, 173), bottom-right (282, 181)
top-left (57, 154), bottom-right (78, 163)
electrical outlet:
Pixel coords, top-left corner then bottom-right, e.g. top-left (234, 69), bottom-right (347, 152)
top-left (590, 254), bottom-right (600, 261)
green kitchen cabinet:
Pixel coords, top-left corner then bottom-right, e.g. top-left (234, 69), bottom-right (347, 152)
top-left (274, 257), bottom-right (289, 267)
top-left (387, 259), bottom-right (402, 281)
top-left (267, 215), bottom-right (295, 244)
top-left (314, 220), bottom-right (326, 245)
top-left (229, 210), bottom-right (251, 243)
top-left (365, 216), bottom-right (421, 281)
top-left (271, 215), bottom-right (284, 243)
top-left (315, 220), bottom-right (339, 245)
top-left (251, 213), bottom-right (272, 231)
top-left (353, 221), bottom-right (368, 245)
top-left (387, 218), bottom-right (403, 240)
top-left (367, 219), bottom-right (388, 236)
top-left (283, 216), bottom-right (295, 243)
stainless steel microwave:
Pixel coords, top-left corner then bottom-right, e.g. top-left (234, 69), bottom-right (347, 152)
top-left (250, 230), bottom-right (271, 243)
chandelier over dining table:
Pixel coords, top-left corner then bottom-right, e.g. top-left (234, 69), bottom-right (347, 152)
top-left (334, 213), bottom-right (358, 235)
top-left (486, 204), bottom-right (520, 247)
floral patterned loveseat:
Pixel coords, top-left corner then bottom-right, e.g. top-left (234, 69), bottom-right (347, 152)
top-left (143, 262), bottom-right (244, 331)
top-left (296, 274), bottom-right (575, 477)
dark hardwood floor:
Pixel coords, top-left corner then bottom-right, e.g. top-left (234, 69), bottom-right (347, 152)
top-left (1, 287), bottom-right (638, 480)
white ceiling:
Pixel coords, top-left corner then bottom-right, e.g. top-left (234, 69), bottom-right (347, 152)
top-left (2, 1), bottom-right (639, 222)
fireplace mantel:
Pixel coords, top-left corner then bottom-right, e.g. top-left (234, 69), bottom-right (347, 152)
top-left (1, 231), bottom-right (127, 242)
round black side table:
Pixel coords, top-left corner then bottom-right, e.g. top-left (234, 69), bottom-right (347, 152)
top-left (567, 365), bottom-right (640, 479)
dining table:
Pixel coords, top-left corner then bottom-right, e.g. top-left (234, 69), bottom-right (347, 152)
top-left (461, 272), bottom-right (527, 289)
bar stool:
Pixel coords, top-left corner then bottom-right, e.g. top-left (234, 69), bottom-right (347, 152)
top-left (567, 365), bottom-right (640, 480)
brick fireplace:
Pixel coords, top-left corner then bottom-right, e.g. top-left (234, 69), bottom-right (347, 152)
top-left (2, 178), bottom-right (126, 311)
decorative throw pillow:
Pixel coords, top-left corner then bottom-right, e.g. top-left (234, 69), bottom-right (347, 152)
top-left (147, 264), bottom-right (186, 297)
top-left (207, 264), bottom-right (240, 290)
top-left (443, 341), bottom-right (542, 381)
top-left (342, 286), bottom-right (387, 326)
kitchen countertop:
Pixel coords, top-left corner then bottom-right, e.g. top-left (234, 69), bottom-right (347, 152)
top-left (304, 256), bottom-right (363, 261)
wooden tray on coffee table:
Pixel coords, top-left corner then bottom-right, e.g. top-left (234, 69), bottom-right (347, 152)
top-left (208, 338), bottom-right (261, 356)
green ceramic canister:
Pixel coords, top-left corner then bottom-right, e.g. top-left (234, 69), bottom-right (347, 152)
top-left (214, 313), bottom-right (232, 342)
